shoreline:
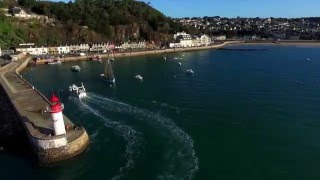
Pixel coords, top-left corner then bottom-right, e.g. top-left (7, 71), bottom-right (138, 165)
top-left (34, 40), bottom-right (320, 64)
top-left (35, 41), bottom-right (244, 64)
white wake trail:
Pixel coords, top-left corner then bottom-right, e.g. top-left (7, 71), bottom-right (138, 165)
top-left (86, 93), bottom-right (199, 179)
top-left (70, 98), bottom-right (144, 180)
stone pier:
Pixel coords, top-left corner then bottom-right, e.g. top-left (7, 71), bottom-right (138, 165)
top-left (0, 56), bottom-right (89, 164)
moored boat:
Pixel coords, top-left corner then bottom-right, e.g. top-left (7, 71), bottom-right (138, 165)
top-left (71, 65), bottom-right (81, 72)
top-left (135, 74), bottom-right (143, 81)
top-left (186, 69), bottom-right (194, 75)
top-left (101, 59), bottom-right (116, 84)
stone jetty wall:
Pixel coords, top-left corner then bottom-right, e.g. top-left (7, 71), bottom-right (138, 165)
top-left (0, 57), bottom-right (90, 164)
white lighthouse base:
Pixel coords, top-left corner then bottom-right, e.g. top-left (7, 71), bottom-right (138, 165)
top-left (52, 112), bottom-right (66, 135)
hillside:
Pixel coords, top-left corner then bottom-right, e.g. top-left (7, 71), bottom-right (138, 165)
top-left (0, 0), bottom-right (188, 48)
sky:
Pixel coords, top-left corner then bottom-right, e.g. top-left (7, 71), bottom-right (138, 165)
top-left (56, 0), bottom-right (320, 18)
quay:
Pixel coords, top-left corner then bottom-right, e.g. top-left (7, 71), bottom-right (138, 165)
top-left (0, 56), bottom-right (89, 164)
top-left (35, 41), bottom-right (244, 64)
top-left (33, 40), bottom-right (320, 65)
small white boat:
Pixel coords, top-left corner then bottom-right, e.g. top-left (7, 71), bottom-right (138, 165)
top-left (177, 62), bottom-right (182, 66)
top-left (174, 57), bottom-right (178, 60)
top-left (186, 69), bottom-right (194, 75)
top-left (163, 56), bottom-right (167, 60)
top-left (69, 83), bottom-right (87, 99)
top-left (307, 57), bottom-right (310, 61)
top-left (135, 74), bottom-right (143, 81)
top-left (71, 65), bottom-right (81, 72)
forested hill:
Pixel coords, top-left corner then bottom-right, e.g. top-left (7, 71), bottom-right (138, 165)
top-left (16, 0), bottom-right (186, 45)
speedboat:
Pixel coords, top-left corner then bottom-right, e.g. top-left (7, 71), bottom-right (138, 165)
top-left (135, 74), bottom-right (143, 81)
top-left (71, 65), bottom-right (81, 72)
top-left (186, 69), bottom-right (194, 75)
top-left (177, 62), bottom-right (182, 66)
top-left (69, 83), bottom-right (87, 99)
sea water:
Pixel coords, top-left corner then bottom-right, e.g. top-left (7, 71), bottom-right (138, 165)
top-left (2, 44), bottom-right (320, 179)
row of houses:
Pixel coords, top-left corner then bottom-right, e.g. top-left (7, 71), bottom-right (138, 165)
top-left (12, 43), bottom-right (117, 55)
top-left (0, 41), bottom-right (149, 57)
top-left (169, 32), bottom-right (213, 48)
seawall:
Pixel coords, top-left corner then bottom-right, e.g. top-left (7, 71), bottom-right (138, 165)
top-left (0, 56), bottom-right (90, 164)
top-left (35, 41), bottom-right (244, 64)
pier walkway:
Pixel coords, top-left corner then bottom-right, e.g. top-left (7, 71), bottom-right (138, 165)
top-left (0, 56), bottom-right (89, 164)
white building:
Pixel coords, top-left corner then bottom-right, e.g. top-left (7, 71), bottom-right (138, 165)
top-left (170, 32), bottom-right (193, 48)
top-left (90, 43), bottom-right (109, 52)
top-left (1, 49), bottom-right (15, 55)
top-left (199, 34), bottom-right (212, 45)
top-left (214, 35), bottom-right (227, 40)
top-left (120, 41), bottom-right (146, 50)
top-left (15, 43), bottom-right (48, 55)
top-left (169, 43), bottom-right (182, 48)
top-left (69, 44), bottom-right (90, 53)
top-left (192, 34), bottom-right (212, 46)
top-left (173, 32), bottom-right (189, 40)
top-left (10, 7), bottom-right (36, 19)
top-left (58, 46), bottom-right (70, 54)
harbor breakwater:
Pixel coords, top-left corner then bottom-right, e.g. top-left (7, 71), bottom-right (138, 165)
top-left (0, 56), bottom-right (90, 164)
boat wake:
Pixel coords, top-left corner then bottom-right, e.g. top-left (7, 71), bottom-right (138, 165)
top-left (85, 93), bottom-right (199, 179)
top-left (70, 97), bottom-right (144, 180)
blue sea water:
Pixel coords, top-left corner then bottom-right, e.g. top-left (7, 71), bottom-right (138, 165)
top-left (2, 44), bottom-right (320, 179)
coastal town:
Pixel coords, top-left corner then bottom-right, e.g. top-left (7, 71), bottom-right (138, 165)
top-left (176, 16), bottom-right (320, 40)
top-left (1, 5), bottom-right (320, 64)
top-left (0, 30), bottom-right (214, 64)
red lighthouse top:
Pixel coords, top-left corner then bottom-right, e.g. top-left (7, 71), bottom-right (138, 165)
top-left (49, 93), bottom-right (64, 113)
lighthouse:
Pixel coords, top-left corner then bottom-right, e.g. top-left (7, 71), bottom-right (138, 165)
top-left (48, 93), bottom-right (66, 135)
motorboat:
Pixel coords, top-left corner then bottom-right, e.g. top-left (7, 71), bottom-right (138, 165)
top-left (71, 65), bottom-right (81, 72)
top-left (101, 60), bottom-right (116, 84)
top-left (69, 83), bottom-right (87, 99)
top-left (135, 74), bottom-right (143, 81)
top-left (186, 69), bottom-right (194, 75)
top-left (177, 62), bottom-right (182, 66)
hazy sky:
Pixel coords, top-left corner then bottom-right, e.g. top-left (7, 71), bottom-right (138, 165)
top-left (56, 0), bottom-right (320, 18)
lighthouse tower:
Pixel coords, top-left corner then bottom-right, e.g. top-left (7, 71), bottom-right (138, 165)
top-left (48, 93), bottom-right (66, 135)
